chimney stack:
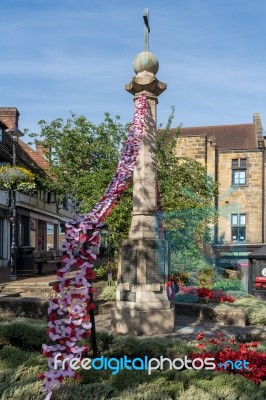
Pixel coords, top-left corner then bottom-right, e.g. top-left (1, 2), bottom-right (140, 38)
top-left (35, 141), bottom-right (49, 160)
top-left (253, 113), bottom-right (264, 144)
top-left (0, 107), bottom-right (20, 129)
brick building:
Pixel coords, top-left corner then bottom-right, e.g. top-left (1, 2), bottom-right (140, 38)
top-left (173, 113), bottom-right (265, 277)
top-left (0, 107), bottom-right (76, 280)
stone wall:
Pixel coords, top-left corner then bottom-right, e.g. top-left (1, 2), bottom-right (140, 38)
top-left (174, 302), bottom-right (246, 326)
top-left (0, 297), bottom-right (48, 319)
top-left (175, 136), bottom-right (206, 166)
top-left (175, 134), bottom-right (264, 246)
top-left (218, 150), bottom-right (263, 243)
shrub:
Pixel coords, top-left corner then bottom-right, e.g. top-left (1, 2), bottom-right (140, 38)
top-left (109, 336), bottom-right (169, 359)
top-left (213, 279), bottom-right (245, 292)
top-left (0, 369), bottom-right (15, 396)
top-left (97, 284), bottom-right (116, 302)
top-left (108, 336), bottom-right (195, 360)
top-left (171, 252), bottom-right (221, 287)
top-left (175, 285), bottom-right (235, 303)
top-left (110, 370), bottom-right (153, 391)
top-left (178, 385), bottom-right (217, 400)
top-left (0, 346), bottom-right (27, 369)
top-left (53, 383), bottom-right (118, 400)
top-left (195, 373), bottom-right (266, 400)
top-left (226, 290), bottom-right (248, 299)
top-left (189, 332), bottom-right (266, 384)
top-left (79, 366), bottom-right (112, 384)
top-left (0, 319), bottom-right (46, 350)
top-left (0, 349), bottom-right (46, 399)
top-left (94, 265), bottom-right (108, 279)
top-left (112, 383), bottom-right (172, 400)
top-left (165, 369), bottom-right (266, 400)
top-left (12, 364), bottom-right (43, 383)
top-left (229, 297), bottom-right (266, 325)
top-left (165, 339), bottom-right (197, 359)
top-left (88, 331), bottom-right (115, 354)
top-left (24, 352), bottom-right (47, 369)
top-left (1, 381), bottom-right (43, 400)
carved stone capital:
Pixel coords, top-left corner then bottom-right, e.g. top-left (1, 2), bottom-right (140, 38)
top-left (125, 71), bottom-right (167, 97)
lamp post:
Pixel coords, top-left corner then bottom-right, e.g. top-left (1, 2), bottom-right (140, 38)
top-left (6, 124), bottom-right (24, 280)
top-left (165, 230), bottom-right (172, 280)
top-left (80, 223), bottom-right (108, 357)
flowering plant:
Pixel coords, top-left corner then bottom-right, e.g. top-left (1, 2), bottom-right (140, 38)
top-left (178, 283), bottom-right (235, 303)
top-left (190, 332), bottom-right (266, 384)
top-left (0, 165), bottom-right (36, 191)
top-left (166, 281), bottom-right (177, 300)
top-left (41, 94), bottom-right (148, 399)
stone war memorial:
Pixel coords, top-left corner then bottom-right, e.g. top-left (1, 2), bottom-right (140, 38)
top-left (111, 9), bottom-right (175, 335)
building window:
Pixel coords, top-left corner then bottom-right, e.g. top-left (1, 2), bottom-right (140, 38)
top-left (46, 223), bottom-right (57, 250)
top-left (62, 196), bottom-right (69, 210)
top-left (232, 158), bottom-right (247, 186)
top-left (0, 127), bottom-right (4, 143)
top-left (231, 214), bottom-right (246, 242)
top-left (19, 216), bottom-right (30, 246)
top-left (30, 218), bottom-right (37, 248)
top-left (0, 218), bottom-right (3, 257)
top-left (47, 191), bottom-right (56, 203)
top-left (37, 221), bottom-right (46, 250)
top-left (59, 222), bottom-right (65, 241)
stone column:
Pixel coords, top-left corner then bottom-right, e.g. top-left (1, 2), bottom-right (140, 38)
top-left (111, 53), bottom-right (175, 335)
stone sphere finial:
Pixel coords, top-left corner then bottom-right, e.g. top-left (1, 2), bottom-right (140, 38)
top-left (133, 51), bottom-right (159, 75)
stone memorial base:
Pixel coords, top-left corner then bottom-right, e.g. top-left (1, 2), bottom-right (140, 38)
top-left (111, 306), bottom-right (175, 335)
top-left (111, 238), bottom-right (175, 335)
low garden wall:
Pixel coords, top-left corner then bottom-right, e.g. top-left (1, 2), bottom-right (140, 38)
top-left (174, 301), bottom-right (246, 326)
top-left (0, 297), bottom-right (48, 319)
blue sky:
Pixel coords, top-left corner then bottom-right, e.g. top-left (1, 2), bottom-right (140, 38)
top-left (1, 0), bottom-right (266, 141)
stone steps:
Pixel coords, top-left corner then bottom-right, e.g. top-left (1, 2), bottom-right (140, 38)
top-left (0, 282), bottom-right (55, 298)
top-left (0, 292), bottom-right (20, 298)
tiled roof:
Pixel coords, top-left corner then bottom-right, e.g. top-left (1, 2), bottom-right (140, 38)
top-left (0, 135), bottom-right (49, 175)
top-left (0, 107), bottom-right (49, 174)
top-left (173, 123), bottom-right (258, 151)
top-left (18, 140), bottom-right (50, 170)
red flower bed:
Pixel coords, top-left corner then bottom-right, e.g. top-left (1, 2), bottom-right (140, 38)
top-left (179, 284), bottom-right (235, 303)
top-left (189, 332), bottom-right (266, 384)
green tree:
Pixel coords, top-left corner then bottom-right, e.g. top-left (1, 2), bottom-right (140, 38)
top-left (28, 109), bottom-right (217, 261)
top-left (28, 113), bottom-right (133, 251)
top-left (157, 110), bottom-right (218, 281)
top-left (29, 113), bottom-right (127, 211)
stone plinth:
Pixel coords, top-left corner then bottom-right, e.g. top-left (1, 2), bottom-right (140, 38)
top-left (111, 307), bottom-right (175, 335)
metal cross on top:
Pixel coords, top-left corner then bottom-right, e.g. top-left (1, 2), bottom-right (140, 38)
top-left (143, 8), bottom-right (150, 51)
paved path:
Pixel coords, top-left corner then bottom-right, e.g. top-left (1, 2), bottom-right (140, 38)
top-left (95, 314), bottom-right (266, 341)
top-left (0, 272), bottom-right (58, 285)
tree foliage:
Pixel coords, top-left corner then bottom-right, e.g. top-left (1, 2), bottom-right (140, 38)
top-left (157, 108), bottom-right (218, 265)
top-left (29, 113), bottom-right (127, 211)
top-left (29, 109), bottom-right (217, 258)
